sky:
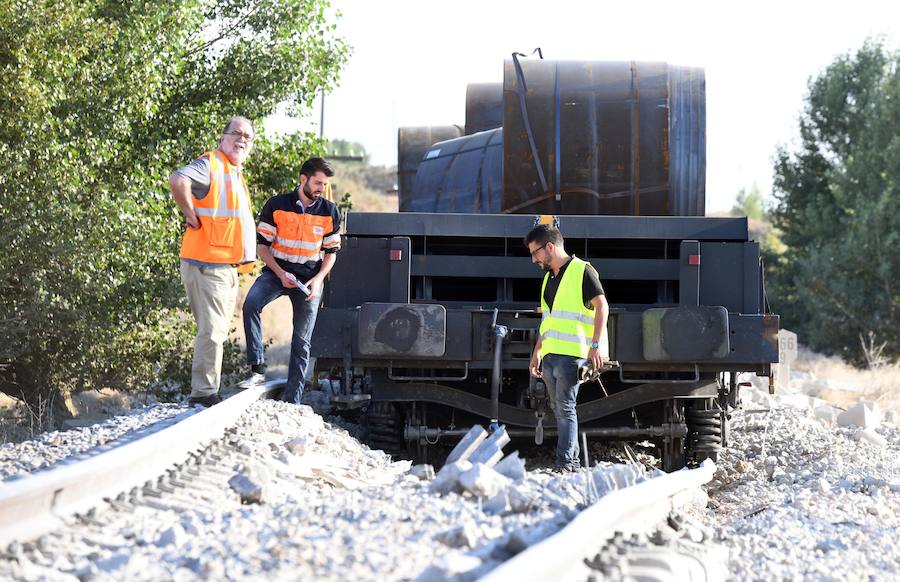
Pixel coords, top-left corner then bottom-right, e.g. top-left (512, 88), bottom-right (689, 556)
top-left (268, 0), bottom-right (900, 212)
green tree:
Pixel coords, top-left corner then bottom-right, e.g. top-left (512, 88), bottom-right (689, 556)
top-left (327, 138), bottom-right (369, 162)
top-left (770, 39), bottom-right (900, 364)
top-left (0, 0), bottom-right (348, 425)
top-left (732, 184), bottom-right (766, 221)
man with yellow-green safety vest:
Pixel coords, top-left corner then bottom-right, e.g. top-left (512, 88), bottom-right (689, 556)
top-left (526, 224), bottom-right (609, 471)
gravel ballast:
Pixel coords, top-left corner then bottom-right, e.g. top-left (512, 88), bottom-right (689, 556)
top-left (1, 380), bottom-right (898, 580)
top-left (690, 385), bottom-right (900, 580)
top-left (0, 404), bottom-right (188, 483)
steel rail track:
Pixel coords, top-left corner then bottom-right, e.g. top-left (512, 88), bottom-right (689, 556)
top-left (0, 381), bottom-right (283, 547)
top-left (481, 460), bottom-right (716, 581)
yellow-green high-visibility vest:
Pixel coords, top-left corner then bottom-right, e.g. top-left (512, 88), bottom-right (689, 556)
top-left (539, 257), bottom-right (596, 359)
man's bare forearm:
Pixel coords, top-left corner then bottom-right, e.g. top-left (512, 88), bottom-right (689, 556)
top-left (169, 175), bottom-right (198, 227)
top-left (591, 294), bottom-right (609, 344)
top-left (310, 252), bottom-right (336, 283)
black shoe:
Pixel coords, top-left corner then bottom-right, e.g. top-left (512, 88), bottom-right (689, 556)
top-left (188, 394), bottom-right (223, 408)
top-left (554, 463), bottom-right (581, 473)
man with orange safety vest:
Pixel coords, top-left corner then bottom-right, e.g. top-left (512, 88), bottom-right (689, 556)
top-left (238, 157), bottom-right (341, 404)
top-left (526, 224), bottom-right (609, 471)
top-left (170, 116), bottom-right (257, 407)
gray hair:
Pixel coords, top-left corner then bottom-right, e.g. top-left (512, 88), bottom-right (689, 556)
top-left (222, 116), bottom-right (253, 136)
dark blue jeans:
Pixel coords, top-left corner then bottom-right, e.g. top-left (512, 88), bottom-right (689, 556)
top-left (243, 269), bottom-right (321, 403)
top-left (541, 353), bottom-right (586, 468)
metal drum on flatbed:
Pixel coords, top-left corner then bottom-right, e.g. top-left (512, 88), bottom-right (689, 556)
top-left (398, 125), bottom-right (463, 210)
top-left (502, 59), bottom-right (705, 216)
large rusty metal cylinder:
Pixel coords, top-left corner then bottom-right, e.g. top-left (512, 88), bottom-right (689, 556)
top-left (502, 59), bottom-right (705, 216)
top-left (408, 128), bottom-right (503, 213)
top-left (398, 58), bottom-right (705, 216)
top-left (465, 83), bottom-right (503, 135)
top-left (397, 125), bottom-right (463, 210)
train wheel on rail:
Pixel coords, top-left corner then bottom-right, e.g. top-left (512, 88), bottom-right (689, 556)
top-left (660, 399), bottom-right (687, 472)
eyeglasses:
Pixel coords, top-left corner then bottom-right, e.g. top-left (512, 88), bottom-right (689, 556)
top-left (529, 243), bottom-right (549, 257)
top-left (225, 130), bottom-right (254, 142)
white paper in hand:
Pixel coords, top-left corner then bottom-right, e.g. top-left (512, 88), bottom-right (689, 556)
top-left (285, 273), bottom-right (311, 296)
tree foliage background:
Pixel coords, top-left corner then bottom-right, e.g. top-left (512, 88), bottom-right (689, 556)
top-left (0, 0), bottom-right (348, 422)
top-left (770, 39), bottom-right (900, 365)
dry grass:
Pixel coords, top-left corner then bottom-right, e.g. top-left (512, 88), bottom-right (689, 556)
top-left (791, 346), bottom-right (900, 416)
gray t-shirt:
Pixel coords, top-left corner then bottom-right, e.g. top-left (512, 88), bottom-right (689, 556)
top-left (175, 155), bottom-right (256, 266)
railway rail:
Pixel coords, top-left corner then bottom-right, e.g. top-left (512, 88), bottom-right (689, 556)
top-left (0, 383), bottom-right (720, 580)
top-left (0, 382), bottom-right (283, 547)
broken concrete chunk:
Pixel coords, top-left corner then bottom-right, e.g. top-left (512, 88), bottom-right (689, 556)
top-left (458, 463), bottom-right (511, 498)
top-left (467, 444), bottom-right (504, 467)
top-left (155, 524), bottom-right (187, 548)
top-left (410, 464), bottom-right (435, 481)
top-left (482, 491), bottom-right (509, 515)
top-left (854, 428), bottom-right (887, 448)
top-left (813, 405), bottom-right (839, 427)
top-left (468, 426), bottom-right (510, 467)
top-left (434, 521), bottom-right (480, 549)
top-left (430, 460), bottom-right (472, 495)
top-left (228, 472), bottom-right (265, 504)
top-left (837, 402), bottom-right (882, 429)
top-left (493, 451), bottom-right (526, 482)
top-left (445, 426), bottom-right (488, 465)
top-left (507, 486), bottom-right (540, 513)
top-left (285, 437), bottom-right (309, 455)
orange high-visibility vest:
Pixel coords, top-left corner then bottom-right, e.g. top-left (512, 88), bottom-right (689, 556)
top-left (179, 149), bottom-right (251, 264)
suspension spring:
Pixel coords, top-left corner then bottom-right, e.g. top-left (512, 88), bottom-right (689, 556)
top-left (685, 408), bottom-right (722, 453)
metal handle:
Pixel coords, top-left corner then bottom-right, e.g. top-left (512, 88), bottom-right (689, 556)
top-left (387, 362), bottom-right (469, 382)
top-left (618, 364), bottom-right (700, 384)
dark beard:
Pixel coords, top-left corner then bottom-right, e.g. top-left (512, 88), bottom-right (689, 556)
top-left (303, 182), bottom-right (317, 199)
top-left (539, 262), bottom-right (553, 272)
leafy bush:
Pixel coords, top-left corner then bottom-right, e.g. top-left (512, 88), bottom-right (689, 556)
top-left (0, 0), bottom-right (348, 421)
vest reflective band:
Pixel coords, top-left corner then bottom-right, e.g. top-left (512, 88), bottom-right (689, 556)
top-left (539, 257), bottom-right (596, 359)
top-left (180, 150), bottom-right (248, 264)
top-left (268, 210), bottom-right (335, 265)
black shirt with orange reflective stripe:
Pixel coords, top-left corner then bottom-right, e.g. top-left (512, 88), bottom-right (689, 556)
top-left (256, 188), bottom-right (341, 281)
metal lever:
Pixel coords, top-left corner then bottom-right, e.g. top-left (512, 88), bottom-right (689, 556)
top-left (578, 360), bottom-right (620, 383)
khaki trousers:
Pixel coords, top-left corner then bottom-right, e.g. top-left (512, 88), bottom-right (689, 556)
top-left (180, 262), bottom-right (239, 397)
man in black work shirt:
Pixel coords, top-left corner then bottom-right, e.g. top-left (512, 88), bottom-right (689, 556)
top-left (239, 157), bottom-right (341, 403)
top-left (526, 224), bottom-right (609, 471)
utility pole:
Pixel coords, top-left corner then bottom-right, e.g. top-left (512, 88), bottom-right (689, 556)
top-left (319, 89), bottom-right (325, 139)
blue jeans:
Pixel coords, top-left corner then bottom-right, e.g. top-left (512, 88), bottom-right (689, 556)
top-left (541, 353), bottom-right (586, 468)
top-left (243, 269), bottom-right (321, 404)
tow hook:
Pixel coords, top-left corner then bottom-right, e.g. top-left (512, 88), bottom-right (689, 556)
top-left (534, 412), bottom-right (545, 445)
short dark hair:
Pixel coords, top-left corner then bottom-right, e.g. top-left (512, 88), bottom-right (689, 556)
top-left (300, 157), bottom-right (335, 178)
top-left (524, 224), bottom-right (563, 248)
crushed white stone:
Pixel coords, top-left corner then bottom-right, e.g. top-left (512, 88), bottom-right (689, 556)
top-left (0, 400), bottom-right (643, 581)
top-left (690, 384), bottom-right (900, 581)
